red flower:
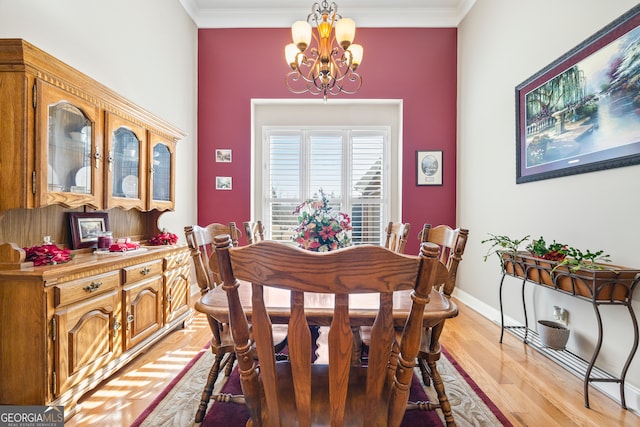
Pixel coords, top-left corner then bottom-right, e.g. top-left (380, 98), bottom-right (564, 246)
top-left (24, 244), bottom-right (73, 266)
top-left (319, 225), bottom-right (336, 240)
top-left (149, 231), bottom-right (178, 246)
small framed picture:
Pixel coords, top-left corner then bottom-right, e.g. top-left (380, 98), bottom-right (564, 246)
top-left (416, 150), bottom-right (443, 186)
top-left (216, 176), bottom-right (232, 190)
top-left (216, 149), bottom-right (232, 163)
top-left (68, 212), bottom-right (110, 249)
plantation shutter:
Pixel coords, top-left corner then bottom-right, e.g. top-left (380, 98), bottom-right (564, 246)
top-left (267, 132), bottom-right (301, 242)
top-left (351, 132), bottom-right (385, 245)
top-left (265, 128), bottom-right (388, 245)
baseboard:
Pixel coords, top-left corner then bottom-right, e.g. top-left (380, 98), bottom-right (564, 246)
top-left (452, 288), bottom-right (640, 415)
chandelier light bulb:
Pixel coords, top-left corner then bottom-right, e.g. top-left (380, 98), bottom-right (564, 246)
top-left (285, 43), bottom-right (300, 69)
top-left (292, 20), bottom-right (312, 51)
top-left (335, 18), bottom-right (355, 49)
top-left (349, 43), bottom-right (363, 68)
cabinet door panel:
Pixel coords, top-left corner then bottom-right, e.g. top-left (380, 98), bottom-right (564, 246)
top-left (123, 276), bottom-right (163, 350)
top-left (54, 290), bottom-right (120, 396)
top-left (147, 133), bottom-right (176, 211)
top-left (164, 265), bottom-right (191, 324)
top-left (36, 80), bottom-right (103, 209)
top-left (105, 113), bottom-right (147, 210)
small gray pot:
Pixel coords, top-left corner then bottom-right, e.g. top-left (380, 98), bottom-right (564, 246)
top-left (537, 320), bottom-right (570, 350)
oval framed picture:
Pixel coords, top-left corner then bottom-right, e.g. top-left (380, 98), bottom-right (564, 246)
top-left (416, 150), bottom-right (443, 186)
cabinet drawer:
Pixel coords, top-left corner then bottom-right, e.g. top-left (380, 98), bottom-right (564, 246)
top-left (164, 250), bottom-right (190, 270)
top-left (54, 271), bottom-right (120, 308)
top-left (123, 259), bottom-right (163, 285)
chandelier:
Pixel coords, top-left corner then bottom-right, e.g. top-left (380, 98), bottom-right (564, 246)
top-left (285, 1), bottom-right (364, 100)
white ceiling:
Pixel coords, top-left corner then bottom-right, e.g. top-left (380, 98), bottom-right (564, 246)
top-left (178, 0), bottom-right (476, 28)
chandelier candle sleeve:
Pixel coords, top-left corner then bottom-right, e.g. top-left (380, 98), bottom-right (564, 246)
top-left (285, 1), bottom-right (364, 99)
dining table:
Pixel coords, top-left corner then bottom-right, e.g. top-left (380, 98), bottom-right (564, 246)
top-left (198, 280), bottom-right (455, 364)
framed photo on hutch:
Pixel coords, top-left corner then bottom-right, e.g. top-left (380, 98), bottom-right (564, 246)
top-left (68, 212), bottom-right (110, 249)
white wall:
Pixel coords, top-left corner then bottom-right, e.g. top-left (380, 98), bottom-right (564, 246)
top-left (0, 0), bottom-right (198, 239)
top-left (458, 0), bottom-right (640, 411)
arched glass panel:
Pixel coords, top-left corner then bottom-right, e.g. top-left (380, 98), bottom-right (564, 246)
top-left (47, 102), bottom-right (92, 193)
top-left (112, 128), bottom-right (140, 198)
top-left (153, 143), bottom-right (171, 201)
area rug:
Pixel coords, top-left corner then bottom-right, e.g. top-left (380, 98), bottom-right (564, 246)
top-left (132, 345), bottom-right (512, 427)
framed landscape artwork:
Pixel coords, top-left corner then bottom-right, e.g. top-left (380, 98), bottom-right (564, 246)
top-left (216, 149), bottom-right (232, 163)
top-left (69, 212), bottom-right (109, 249)
top-left (516, 5), bottom-right (640, 183)
top-left (416, 150), bottom-right (443, 186)
top-left (216, 176), bottom-right (232, 190)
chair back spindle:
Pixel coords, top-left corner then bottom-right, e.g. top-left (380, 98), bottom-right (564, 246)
top-left (244, 220), bottom-right (265, 244)
top-left (384, 221), bottom-right (411, 253)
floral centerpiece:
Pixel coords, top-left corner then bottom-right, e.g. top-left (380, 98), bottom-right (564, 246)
top-left (292, 189), bottom-right (352, 252)
top-left (149, 229), bottom-right (179, 246)
top-left (24, 244), bottom-right (73, 266)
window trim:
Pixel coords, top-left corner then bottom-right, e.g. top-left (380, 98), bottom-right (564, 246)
top-left (251, 99), bottom-right (403, 238)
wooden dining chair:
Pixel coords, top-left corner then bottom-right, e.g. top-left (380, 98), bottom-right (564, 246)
top-left (184, 222), bottom-right (242, 422)
top-left (415, 223), bottom-right (469, 426)
top-left (243, 220), bottom-right (265, 244)
top-left (214, 235), bottom-right (449, 427)
top-left (384, 221), bottom-right (411, 253)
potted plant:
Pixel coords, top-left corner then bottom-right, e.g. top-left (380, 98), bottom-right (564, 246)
top-left (521, 236), bottom-right (568, 287)
top-left (481, 233), bottom-right (530, 275)
top-left (483, 232), bottom-right (639, 301)
top-left (526, 236), bottom-right (567, 261)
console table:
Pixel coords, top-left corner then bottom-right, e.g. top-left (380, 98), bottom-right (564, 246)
top-left (497, 251), bottom-right (640, 409)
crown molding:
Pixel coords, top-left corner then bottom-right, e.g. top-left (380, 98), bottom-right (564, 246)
top-left (179, 0), bottom-right (475, 28)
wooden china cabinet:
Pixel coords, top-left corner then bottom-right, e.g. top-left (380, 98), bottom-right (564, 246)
top-left (0, 39), bottom-right (191, 418)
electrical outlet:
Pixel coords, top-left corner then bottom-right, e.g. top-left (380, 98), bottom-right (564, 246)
top-left (553, 306), bottom-right (569, 324)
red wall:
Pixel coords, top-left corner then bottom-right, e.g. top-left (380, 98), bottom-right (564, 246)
top-left (198, 27), bottom-right (457, 254)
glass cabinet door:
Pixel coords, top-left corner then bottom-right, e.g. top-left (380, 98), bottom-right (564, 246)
top-left (148, 135), bottom-right (175, 211)
top-left (36, 80), bottom-right (102, 209)
top-left (105, 113), bottom-right (147, 210)
top-left (112, 128), bottom-right (140, 198)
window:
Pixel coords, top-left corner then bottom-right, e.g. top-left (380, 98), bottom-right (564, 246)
top-left (263, 127), bottom-right (390, 245)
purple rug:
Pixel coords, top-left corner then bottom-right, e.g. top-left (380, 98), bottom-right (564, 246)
top-left (131, 343), bottom-right (513, 426)
top-left (203, 364), bottom-right (442, 426)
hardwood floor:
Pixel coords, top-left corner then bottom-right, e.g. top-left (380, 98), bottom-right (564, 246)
top-left (64, 299), bottom-right (639, 426)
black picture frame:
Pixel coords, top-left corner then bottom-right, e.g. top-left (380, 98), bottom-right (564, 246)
top-left (516, 5), bottom-right (640, 183)
top-left (69, 212), bottom-right (110, 249)
top-left (416, 150), bottom-right (443, 186)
